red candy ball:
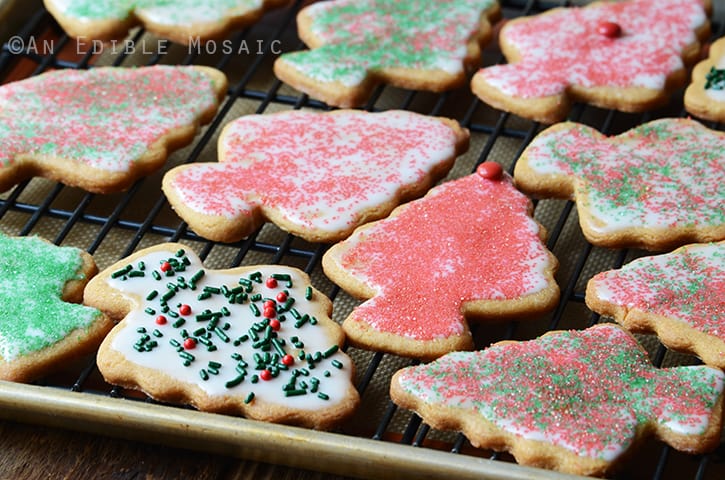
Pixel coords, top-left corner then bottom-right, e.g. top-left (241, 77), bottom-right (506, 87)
top-left (269, 319), bottom-right (281, 331)
top-left (155, 315), bottom-right (167, 325)
top-left (183, 338), bottom-right (196, 350)
top-left (276, 291), bottom-right (288, 302)
top-left (179, 304), bottom-right (192, 316)
top-left (597, 21), bottom-right (621, 38)
top-left (281, 354), bottom-right (295, 366)
top-left (160, 261), bottom-right (171, 272)
top-left (477, 161), bottom-right (503, 180)
top-left (265, 277), bottom-right (278, 288)
top-left (260, 369), bottom-right (272, 381)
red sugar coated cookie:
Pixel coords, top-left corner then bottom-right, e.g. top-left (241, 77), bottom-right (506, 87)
top-left (471, 0), bottom-right (711, 123)
top-left (391, 324), bottom-right (725, 477)
top-left (587, 241), bottom-right (725, 369)
top-left (514, 118), bottom-right (725, 251)
top-left (323, 165), bottom-right (559, 360)
top-left (162, 109), bottom-right (469, 244)
top-left (0, 65), bottom-right (227, 194)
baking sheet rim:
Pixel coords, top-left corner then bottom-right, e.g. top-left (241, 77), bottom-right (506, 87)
top-left (0, 380), bottom-right (589, 480)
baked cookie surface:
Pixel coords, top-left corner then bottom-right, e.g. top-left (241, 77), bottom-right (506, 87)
top-left (85, 243), bottom-right (359, 430)
top-left (471, 0), bottom-right (711, 123)
top-left (323, 163), bottom-right (559, 360)
top-left (514, 118), bottom-right (725, 250)
top-left (685, 36), bottom-right (725, 122)
top-left (391, 324), bottom-right (725, 477)
top-left (162, 109), bottom-right (469, 243)
top-left (0, 65), bottom-right (227, 193)
top-left (587, 241), bottom-right (725, 369)
top-left (44, 0), bottom-right (290, 44)
top-left (274, 0), bottom-right (501, 107)
top-left (0, 235), bottom-right (111, 383)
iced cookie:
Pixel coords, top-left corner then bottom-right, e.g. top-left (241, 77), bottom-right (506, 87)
top-left (322, 162), bottom-right (559, 360)
top-left (0, 65), bottom-right (227, 193)
top-left (685, 36), bottom-right (725, 122)
top-left (391, 324), bottom-right (725, 477)
top-left (587, 241), bottom-right (725, 369)
top-left (44, 0), bottom-right (290, 45)
top-left (514, 118), bottom-right (725, 251)
top-left (162, 109), bottom-right (469, 243)
top-left (274, 0), bottom-right (501, 108)
top-left (84, 243), bottom-right (359, 429)
top-left (471, 0), bottom-right (711, 123)
top-left (0, 235), bottom-right (111, 383)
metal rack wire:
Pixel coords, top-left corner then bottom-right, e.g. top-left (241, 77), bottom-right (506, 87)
top-left (1, 1), bottom-right (724, 479)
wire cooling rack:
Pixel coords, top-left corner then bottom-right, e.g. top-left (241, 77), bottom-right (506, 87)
top-left (1, 1), bottom-right (724, 479)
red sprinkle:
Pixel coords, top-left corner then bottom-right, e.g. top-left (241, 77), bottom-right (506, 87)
top-left (264, 300), bottom-right (276, 310)
top-left (183, 338), bottom-right (196, 349)
top-left (477, 161), bottom-right (503, 180)
top-left (179, 304), bottom-right (192, 316)
top-left (160, 261), bottom-right (172, 272)
top-left (282, 354), bottom-right (295, 366)
top-left (597, 21), bottom-right (622, 38)
top-left (265, 277), bottom-right (278, 288)
top-left (276, 291), bottom-right (288, 302)
top-left (155, 315), bottom-right (167, 325)
top-left (269, 319), bottom-right (281, 331)
top-left (264, 307), bottom-right (276, 319)
top-left (260, 369), bottom-right (272, 381)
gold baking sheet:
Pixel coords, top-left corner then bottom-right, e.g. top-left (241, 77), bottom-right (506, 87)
top-left (0, 1), bottom-right (723, 479)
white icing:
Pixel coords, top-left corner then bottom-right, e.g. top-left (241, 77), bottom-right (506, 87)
top-left (105, 248), bottom-right (354, 411)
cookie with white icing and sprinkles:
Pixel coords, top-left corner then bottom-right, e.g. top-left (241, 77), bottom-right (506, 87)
top-left (273, 0), bottom-right (501, 108)
top-left (471, 0), bottom-right (711, 123)
top-left (514, 118), bottom-right (725, 251)
top-left (685, 36), bottom-right (725, 122)
top-left (587, 241), bottom-right (725, 369)
top-left (0, 235), bottom-right (112, 383)
top-left (85, 243), bottom-right (359, 429)
top-left (43, 0), bottom-right (290, 45)
top-left (162, 109), bottom-right (469, 244)
top-left (322, 162), bottom-right (560, 360)
top-left (0, 65), bottom-right (227, 194)
top-left (390, 324), bottom-right (725, 477)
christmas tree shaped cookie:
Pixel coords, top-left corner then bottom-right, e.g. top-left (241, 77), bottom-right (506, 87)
top-left (0, 65), bottom-right (226, 193)
top-left (84, 243), bottom-right (359, 429)
top-left (322, 162), bottom-right (559, 360)
top-left (274, 0), bottom-right (501, 108)
top-left (44, 0), bottom-right (289, 45)
top-left (685, 36), bottom-right (725, 122)
top-left (587, 241), bottom-right (725, 369)
top-left (514, 118), bottom-right (725, 251)
top-left (391, 324), bottom-right (725, 477)
top-left (162, 109), bottom-right (469, 243)
top-left (0, 235), bottom-right (111, 382)
top-left (471, 0), bottom-right (711, 123)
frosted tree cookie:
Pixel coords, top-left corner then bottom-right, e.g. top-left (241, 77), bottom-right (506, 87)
top-left (0, 235), bottom-right (111, 383)
top-left (274, 0), bottom-right (501, 108)
top-left (391, 324), bottom-right (725, 477)
top-left (587, 241), bottom-right (725, 369)
top-left (44, 0), bottom-right (290, 45)
top-left (471, 0), bottom-right (711, 123)
top-left (0, 65), bottom-right (227, 193)
top-left (84, 243), bottom-right (359, 429)
top-left (162, 109), bottom-right (469, 243)
top-left (514, 118), bottom-right (725, 250)
top-left (685, 36), bottom-right (725, 122)
top-left (322, 162), bottom-right (559, 360)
